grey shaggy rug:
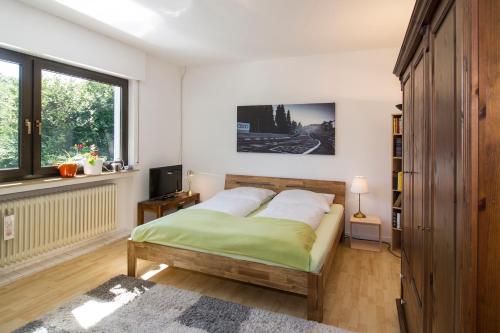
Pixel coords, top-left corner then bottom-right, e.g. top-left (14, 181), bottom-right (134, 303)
top-left (14, 275), bottom-right (350, 333)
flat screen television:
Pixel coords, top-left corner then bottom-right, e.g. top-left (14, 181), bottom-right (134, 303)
top-left (149, 165), bottom-right (182, 199)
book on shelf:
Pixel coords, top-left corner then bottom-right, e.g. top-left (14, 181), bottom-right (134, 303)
top-left (392, 211), bottom-right (402, 229)
top-left (393, 171), bottom-right (403, 191)
top-left (392, 116), bottom-right (403, 134)
top-left (394, 137), bottom-right (403, 157)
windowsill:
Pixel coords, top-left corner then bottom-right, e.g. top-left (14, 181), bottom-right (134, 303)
top-left (0, 170), bottom-right (139, 196)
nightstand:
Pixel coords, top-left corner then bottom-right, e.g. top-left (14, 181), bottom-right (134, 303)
top-left (137, 192), bottom-right (200, 225)
top-left (349, 215), bottom-right (382, 252)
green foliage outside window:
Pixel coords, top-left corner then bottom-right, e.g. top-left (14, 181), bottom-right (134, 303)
top-left (0, 74), bottom-right (19, 169)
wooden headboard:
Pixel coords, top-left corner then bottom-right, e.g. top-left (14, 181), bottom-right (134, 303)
top-left (225, 174), bottom-right (345, 206)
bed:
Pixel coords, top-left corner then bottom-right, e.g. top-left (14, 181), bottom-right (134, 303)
top-left (127, 174), bottom-right (346, 322)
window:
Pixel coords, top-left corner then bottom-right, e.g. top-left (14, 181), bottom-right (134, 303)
top-left (0, 48), bottom-right (128, 182)
top-left (0, 49), bottom-right (32, 180)
top-left (0, 60), bottom-right (20, 169)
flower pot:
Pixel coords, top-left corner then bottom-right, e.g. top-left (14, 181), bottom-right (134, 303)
top-left (83, 158), bottom-right (103, 175)
top-left (58, 162), bottom-right (78, 178)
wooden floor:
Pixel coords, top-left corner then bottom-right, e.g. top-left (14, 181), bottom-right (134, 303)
top-left (0, 238), bottom-right (401, 333)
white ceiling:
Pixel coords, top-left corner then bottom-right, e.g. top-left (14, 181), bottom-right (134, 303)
top-left (19, 0), bottom-right (415, 66)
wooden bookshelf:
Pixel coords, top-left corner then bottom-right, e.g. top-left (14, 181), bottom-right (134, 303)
top-left (391, 113), bottom-right (403, 252)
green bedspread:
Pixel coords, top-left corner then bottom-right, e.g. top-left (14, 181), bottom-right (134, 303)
top-left (131, 209), bottom-right (317, 271)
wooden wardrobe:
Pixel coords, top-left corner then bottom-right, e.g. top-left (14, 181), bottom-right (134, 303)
top-left (394, 0), bottom-right (500, 332)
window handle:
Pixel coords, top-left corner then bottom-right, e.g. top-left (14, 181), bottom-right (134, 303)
top-left (25, 119), bottom-right (32, 135)
top-left (36, 120), bottom-right (42, 136)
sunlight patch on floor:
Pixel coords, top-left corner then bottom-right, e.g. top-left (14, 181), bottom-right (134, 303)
top-left (141, 264), bottom-right (168, 280)
top-left (71, 282), bottom-right (147, 329)
top-left (72, 300), bottom-right (121, 329)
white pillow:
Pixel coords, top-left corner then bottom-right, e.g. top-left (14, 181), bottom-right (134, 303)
top-left (218, 187), bottom-right (276, 204)
top-left (321, 193), bottom-right (336, 204)
top-left (191, 195), bottom-right (260, 217)
top-left (269, 189), bottom-right (331, 213)
top-left (255, 202), bottom-right (325, 230)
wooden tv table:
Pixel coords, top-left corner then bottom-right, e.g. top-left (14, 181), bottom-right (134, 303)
top-left (137, 192), bottom-right (200, 225)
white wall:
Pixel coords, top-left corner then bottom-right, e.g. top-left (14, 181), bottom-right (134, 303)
top-left (117, 55), bottom-right (182, 230)
top-left (0, 0), bottom-right (146, 80)
top-left (182, 49), bottom-right (401, 242)
top-left (132, 55), bottom-right (182, 204)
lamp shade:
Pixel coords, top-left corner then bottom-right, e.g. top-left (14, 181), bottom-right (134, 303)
top-left (351, 176), bottom-right (369, 194)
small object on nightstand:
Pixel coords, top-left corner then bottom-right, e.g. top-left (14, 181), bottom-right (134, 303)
top-left (349, 215), bottom-right (382, 252)
top-left (351, 176), bottom-right (369, 218)
top-left (137, 192), bottom-right (200, 225)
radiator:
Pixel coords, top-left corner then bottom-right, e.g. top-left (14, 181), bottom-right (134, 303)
top-left (0, 184), bottom-right (116, 267)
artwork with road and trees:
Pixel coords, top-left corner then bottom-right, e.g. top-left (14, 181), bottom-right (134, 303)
top-left (237, 103), bottom-right (335, 155)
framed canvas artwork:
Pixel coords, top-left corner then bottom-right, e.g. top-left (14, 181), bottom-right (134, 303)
top-left (237, 103), bottom-right (335, 155)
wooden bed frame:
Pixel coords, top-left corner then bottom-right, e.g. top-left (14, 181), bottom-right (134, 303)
top-left (128, 174), bottom-right (346, 322)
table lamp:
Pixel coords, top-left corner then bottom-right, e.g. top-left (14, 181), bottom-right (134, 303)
top-left (351, 176), bottom-right (369, 218)
top-left (187, 170), bottom-right (194, 196)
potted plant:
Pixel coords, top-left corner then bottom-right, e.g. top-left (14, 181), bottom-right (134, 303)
top-left (58, 153), bottom-right (79, 178)
top-left (57, 144), bottom-right (85, 177)
top-left (77, 144), bottom-right (104, 176)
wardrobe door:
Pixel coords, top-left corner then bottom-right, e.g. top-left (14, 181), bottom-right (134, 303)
top-left (430, 2), bottom-right (457, 332)
top-left (478, 0), bottom-right (500, 331)
top-left (409, 40), bottom-right (428, 333)
top-left (402, 71), bottom-right (412, 264)
top-left (401, 69), bottom-right (418, 332)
